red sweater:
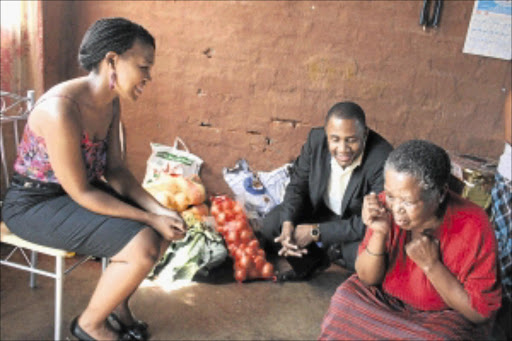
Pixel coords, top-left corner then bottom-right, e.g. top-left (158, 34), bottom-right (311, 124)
top-left (358, 192), bottom-right (502, 318)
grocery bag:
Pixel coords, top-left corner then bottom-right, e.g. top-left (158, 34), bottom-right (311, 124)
top-left (143, 137), bottom-right (203, 186)
top-left (147, 222), bottom-right (227, 282)
top-left (258, 163), bottom-right (292, 205)
top-left (223, 159), bottom-right (277, 218)
top-left (223, 159), bottom-right (292, 221)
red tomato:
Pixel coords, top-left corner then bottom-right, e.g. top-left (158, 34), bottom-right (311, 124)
top-left (216, 212), bottom-right (226, 225)
top-left (244, 244), bottom-right (257, 257)
top-left (224, 221), bottom-right (236, 233)
top-left (247, 267), bottom-right (260, 279)
top-left (234, 268), bottom-right (247, 282)
top-left (228, 244), bottom-right (237, 257)
top-left (253, 255), bottom-right (265, 270)
top-left (221, 200), bottom-right (233, 212)
top-left (232, 203), bottom-right (244, 214)
top-left (261, 262), bottom-right (274, 278)
top-left (225, 212), bottom-right (235, 222)
top-left (226, 230), bottom-right (240, 245)
top-left (210, 205), bottom-right (219, 217)
top-left (240, 229), bottom-right (253, 244)
top-left (228, 219), bottom-right (243, 232)
top-left (235, 247), bottom-right (245, 260)
top-left (216, 224), bottom-right (226, 235)
top-left (248, 239), bottom-right (260, 249)
top-left (238, 255), bottom-right (252, 270)
top-left (233, 260), bottom-right (242, 272)
top-left (234, 213), bottom-right (246, 222)
top-left (246, 241), bottom-right (259, 257)
top-left (257, 249), bottom-right (266, 258)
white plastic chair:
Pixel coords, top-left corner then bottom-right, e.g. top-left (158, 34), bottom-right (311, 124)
top-left (0, 90), bottom-right (109, 340)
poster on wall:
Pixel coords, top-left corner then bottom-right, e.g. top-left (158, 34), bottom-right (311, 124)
top-left (463, 0), bottom-right (511, 60)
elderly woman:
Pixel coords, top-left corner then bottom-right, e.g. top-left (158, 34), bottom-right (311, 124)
top-left (319, 140), bottom-right (501, 340)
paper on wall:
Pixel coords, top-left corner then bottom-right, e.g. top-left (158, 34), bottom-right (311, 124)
top-left (463, 0), bottom-right (512, 60)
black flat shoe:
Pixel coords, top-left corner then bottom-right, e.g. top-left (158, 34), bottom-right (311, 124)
top-left (107, 313), bottom-right (149, 341)
top-left (276, 269), bottom-right (310, 282)
top-left (70, 316), bottom-right (96, 341)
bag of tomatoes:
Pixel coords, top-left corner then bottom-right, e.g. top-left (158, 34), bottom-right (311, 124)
top-left (210, 195), bottom-right (276, 283)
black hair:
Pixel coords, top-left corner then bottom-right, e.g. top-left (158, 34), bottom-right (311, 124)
top-left (78, 17), bottom-right (155, 72)
top-left (384, 140), bottom-right (451, 202)
top-left (325, 102), bottom-right (367, 133)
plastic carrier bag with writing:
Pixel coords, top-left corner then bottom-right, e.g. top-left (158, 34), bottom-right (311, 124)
top-left (143, 137), bottom-right (203, 186)
top-left (223, 159), bottom-right (276, 218)
top-left (222, 159), bottom-right (292, 219)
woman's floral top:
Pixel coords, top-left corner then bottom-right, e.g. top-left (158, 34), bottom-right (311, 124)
top-left (14, 123), bottom-right (108, 183)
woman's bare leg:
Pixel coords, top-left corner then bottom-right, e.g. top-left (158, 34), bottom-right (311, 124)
top-left (75, 227), bottom-right (161, 340)
top-left (111, 239), bottom-right (170, 326)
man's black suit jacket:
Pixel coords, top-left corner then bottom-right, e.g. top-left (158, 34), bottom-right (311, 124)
top-left (280, 127), bottom-right (393, 245)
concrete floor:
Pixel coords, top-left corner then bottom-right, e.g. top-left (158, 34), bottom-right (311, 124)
top-left (0, 243), bottom-right (351, 340)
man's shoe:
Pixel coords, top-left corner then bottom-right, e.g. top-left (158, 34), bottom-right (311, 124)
top-left (276, 269), bottom-right (310, 282)
top-left (318, 252), bottom-right (332, 271)
top-left (332, 258), bottom-right (347, 267)
top-left (327, 243), bottom-right (343, 263)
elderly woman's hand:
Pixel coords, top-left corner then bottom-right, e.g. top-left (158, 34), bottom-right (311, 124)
top-left (362, 193), bottom-right (391, 236)
top-left (405, 235), bottom-right (440, 272)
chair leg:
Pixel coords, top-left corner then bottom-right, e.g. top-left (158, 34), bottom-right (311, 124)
top-left (102, 257), bottom-right (109, 272)
top-left (54, 255), bottom-right (64, 341)
top-left (30, 250), bottom-right (38, 288)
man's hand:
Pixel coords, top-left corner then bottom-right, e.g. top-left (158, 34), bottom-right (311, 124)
top-left (293, 224), bottom-right (316, 248)
top-left (274, 221), bottom-right (308, 257)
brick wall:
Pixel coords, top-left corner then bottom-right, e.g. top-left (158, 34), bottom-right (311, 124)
top-left (43, 1), bottom-right (511, 195)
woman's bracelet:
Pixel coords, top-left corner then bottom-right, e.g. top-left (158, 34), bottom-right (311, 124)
top-left (365, 246), bottom-right (387, 257)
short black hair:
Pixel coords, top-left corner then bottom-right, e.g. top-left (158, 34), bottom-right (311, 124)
top-left (325, 102), bottom-right (367, 133)
top-left (384, 140), bottom-right (451, 202)
top-left (78, 17), bottom-right (155, 72)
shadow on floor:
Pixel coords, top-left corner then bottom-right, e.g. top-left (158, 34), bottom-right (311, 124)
top-left (0, 244), bottom-right (351, 340)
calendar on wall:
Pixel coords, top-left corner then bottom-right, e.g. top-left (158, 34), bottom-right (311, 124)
top-left (463, 0), bottom-right (512, 60)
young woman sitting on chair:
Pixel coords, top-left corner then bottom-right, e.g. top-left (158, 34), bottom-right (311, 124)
top-left (1, 17), bottom-right (186, 341)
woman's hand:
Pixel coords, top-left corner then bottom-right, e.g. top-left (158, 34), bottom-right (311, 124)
top-left (149, 213), bottom-right (186, 241)
top-left (152, 205), bottom-right (182, 220)
top-left (409, 234), bottom-right (488, 324)
top-left (275, 221), bottom-right (307, 257)
top-left (355, 195), bottom-right (389, 285)
top-left (362, 193), bottom-right (391, 236)
top-left (405, 235), bottom-right (440, 272)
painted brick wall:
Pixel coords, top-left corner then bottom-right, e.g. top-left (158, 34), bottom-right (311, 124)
top-left (43, 1), bottom-right (511, 196)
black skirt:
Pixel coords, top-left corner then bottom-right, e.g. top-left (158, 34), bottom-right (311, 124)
top-left (1, 174), bottom-right (147, 258)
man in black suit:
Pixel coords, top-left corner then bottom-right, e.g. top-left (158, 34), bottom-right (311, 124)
top-left (260, 101), bottom-right (393, 281)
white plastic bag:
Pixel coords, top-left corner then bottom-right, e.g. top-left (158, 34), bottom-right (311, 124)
top-left (223, 159), bottom-right (291, 218)
top-left (258, 163), bottom-right (292, 205)
top-left (143, 138), bottom-right (203, 186)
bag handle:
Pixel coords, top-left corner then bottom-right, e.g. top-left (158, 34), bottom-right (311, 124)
top-left (173, 137), bottom-right (190, 152)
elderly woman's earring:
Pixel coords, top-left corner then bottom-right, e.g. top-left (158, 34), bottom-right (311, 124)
top-left (439, 193), bottom-right (446, 204)
top-left (109, 71), bottom-right (117, 90)
top-left (439, 187), bottom-right (448, 203)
